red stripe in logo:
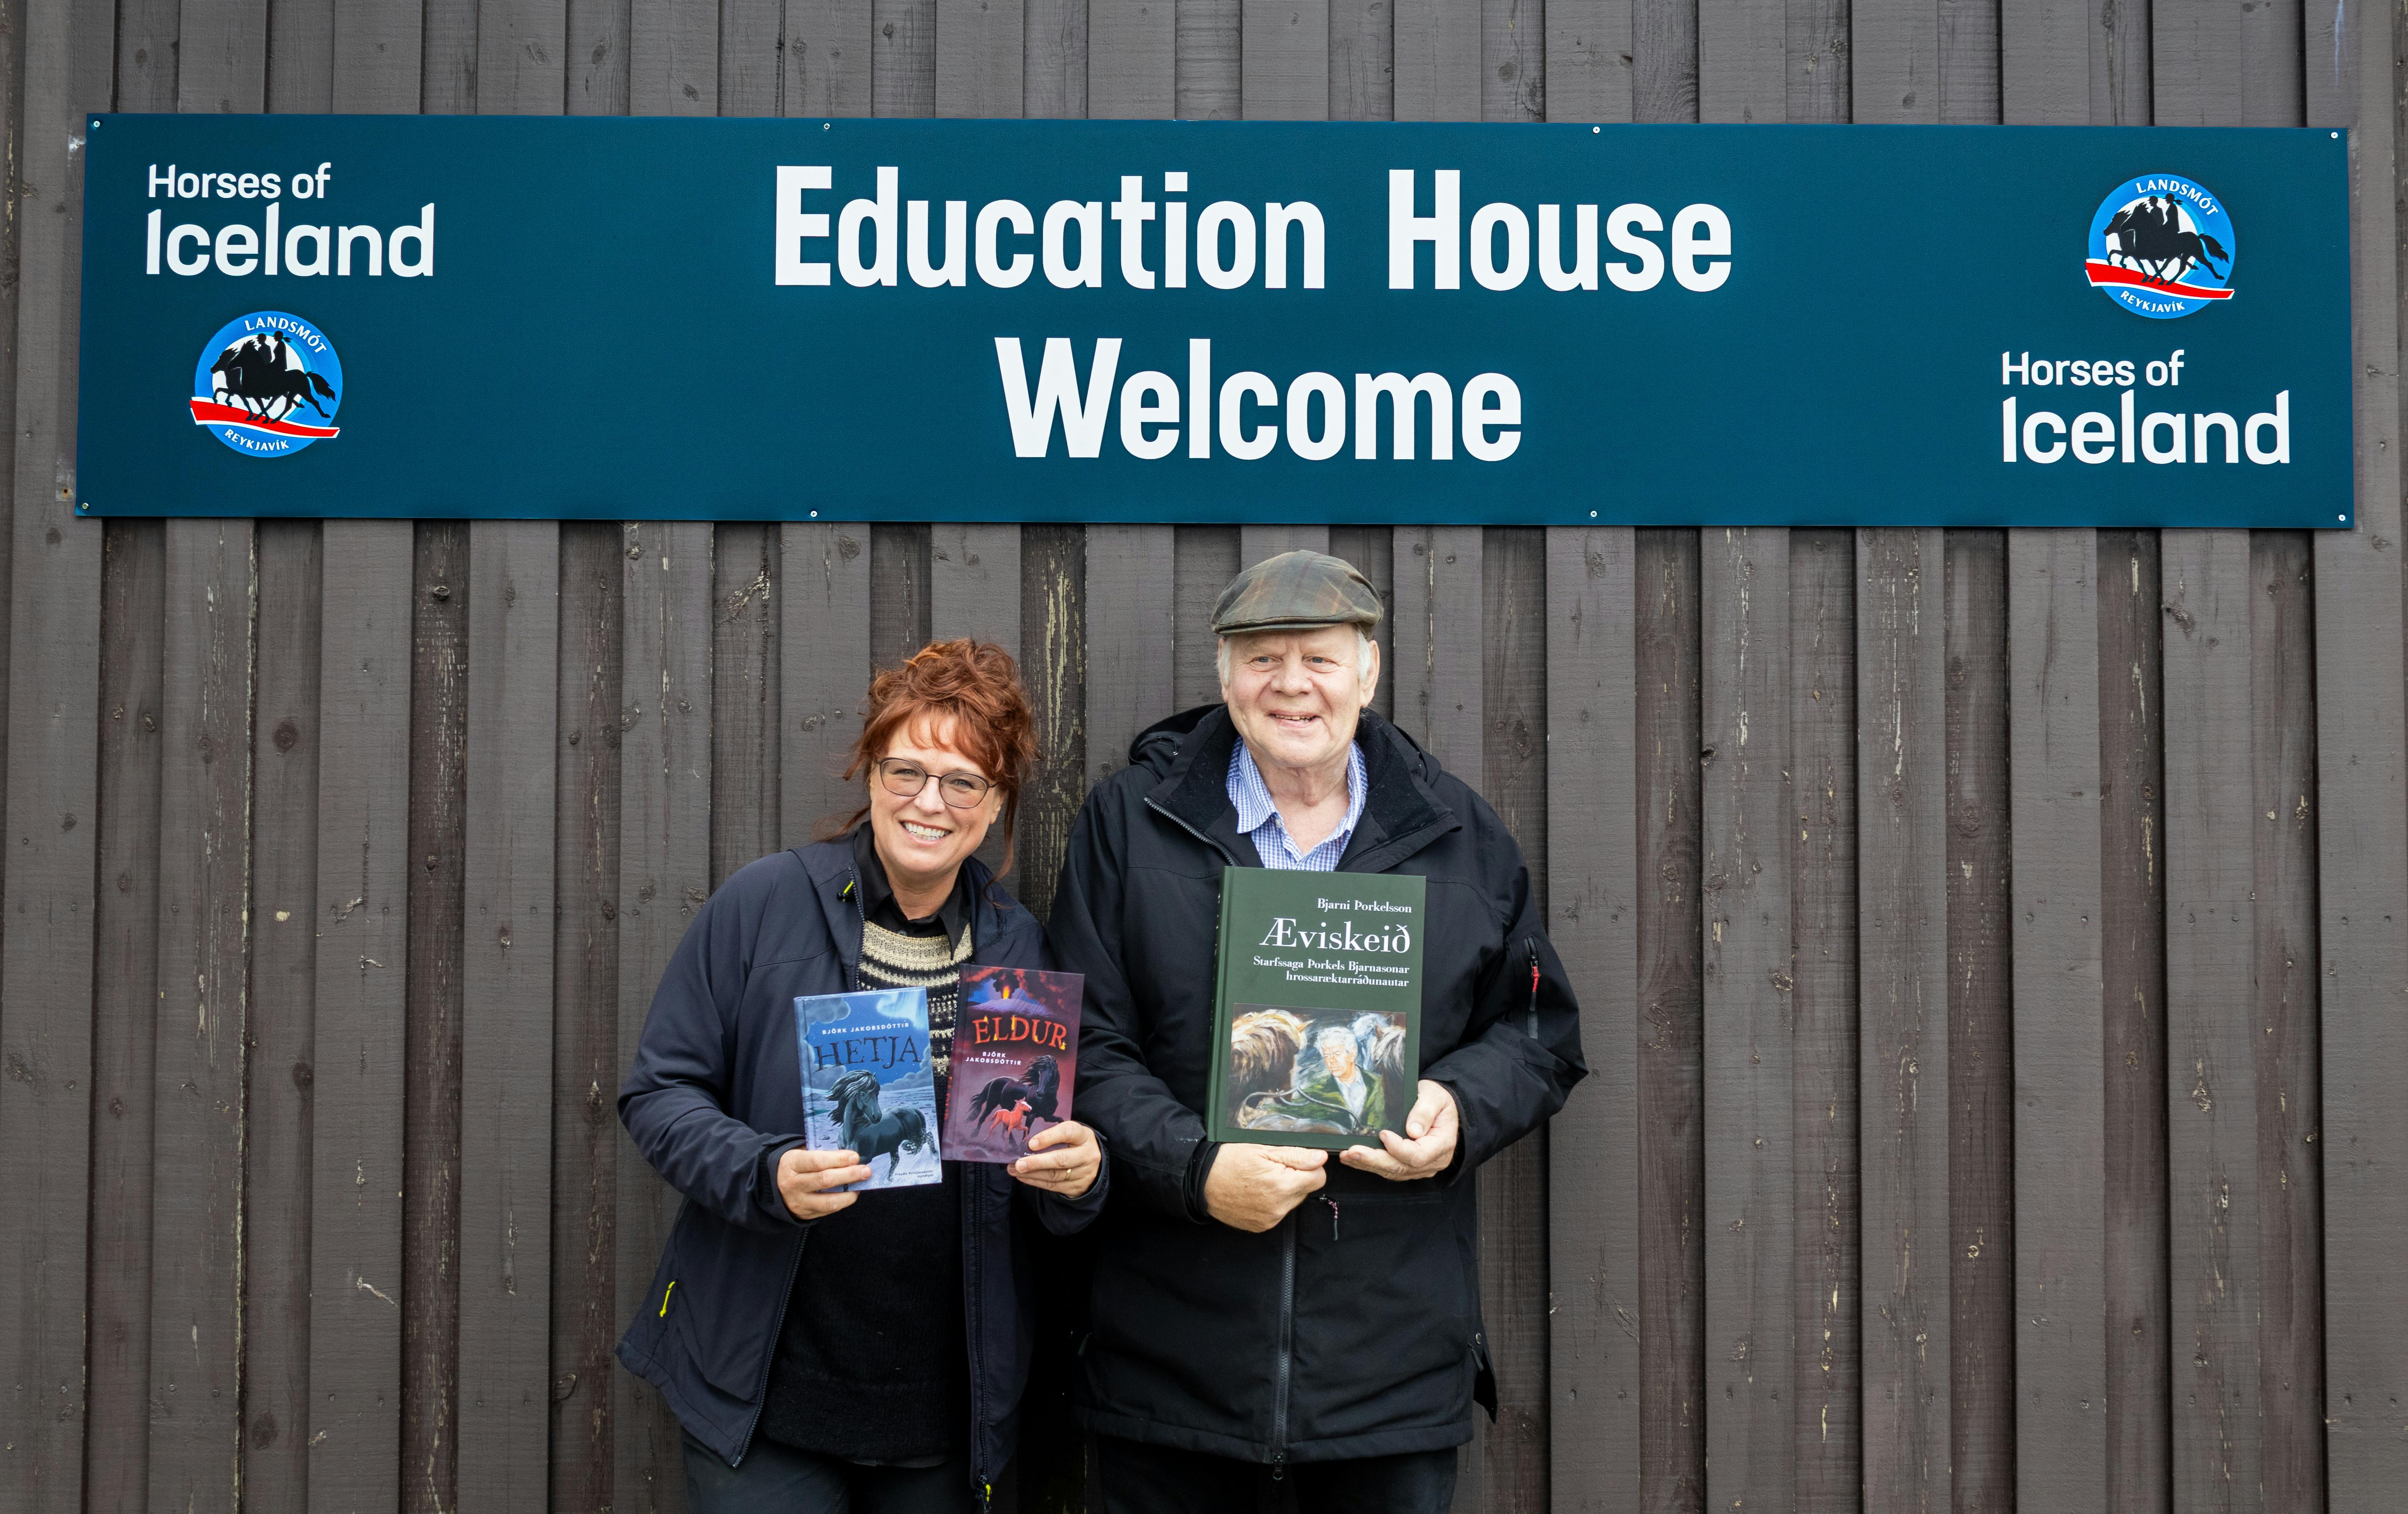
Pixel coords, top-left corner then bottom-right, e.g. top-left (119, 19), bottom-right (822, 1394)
top-left (188, 399), bottom-right (341, 439)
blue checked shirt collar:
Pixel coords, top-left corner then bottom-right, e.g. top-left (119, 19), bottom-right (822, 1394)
top-left (1227, 737), bottom-right (1368, 872)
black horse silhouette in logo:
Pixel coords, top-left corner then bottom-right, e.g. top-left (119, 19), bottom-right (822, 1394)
top-left (2104, 195), bottom-right (2229, 288)
top-left (211, 331), bottom-right (336, 424)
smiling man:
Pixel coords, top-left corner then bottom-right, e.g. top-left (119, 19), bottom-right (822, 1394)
top-left (1050, 550), bottom-right (1589, 1514)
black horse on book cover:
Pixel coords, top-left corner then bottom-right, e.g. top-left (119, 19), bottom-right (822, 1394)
top-left (820, 1068), bottom-right (932, 1179)
top-left (965, 1053), bottom-right (1062, 1147)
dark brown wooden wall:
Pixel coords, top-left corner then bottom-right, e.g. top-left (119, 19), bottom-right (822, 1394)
top-left (0, 1), bottom-right (2404, 1513)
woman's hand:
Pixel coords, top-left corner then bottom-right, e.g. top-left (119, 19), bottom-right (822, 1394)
top-left (776, 1147), bottom-right (872, 1221)
top-left (1010, 1121), bottom-right (1102, 1199)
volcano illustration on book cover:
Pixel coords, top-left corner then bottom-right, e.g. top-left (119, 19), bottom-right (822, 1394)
top-left (941, 965), bottom-right (1082, 1163)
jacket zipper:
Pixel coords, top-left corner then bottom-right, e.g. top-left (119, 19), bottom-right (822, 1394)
top-left (1270, 1212), bottom-right (1297, 1478)
top-left (739, 866), bottom-right (868, 1467)
top-left (965, 1174), bottom-right (991, 1507)
top-left (1524, 935), bottom-right (1541, 1038)
top-left (733, 1232), bottom-right (809, 1467)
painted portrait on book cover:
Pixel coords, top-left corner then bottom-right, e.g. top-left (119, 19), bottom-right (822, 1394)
top-left (1224, 1006), bottom-right (1412, 1142)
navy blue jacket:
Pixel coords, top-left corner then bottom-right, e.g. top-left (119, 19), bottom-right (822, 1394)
top-left (615, 840), bottom-right (1107, 1492)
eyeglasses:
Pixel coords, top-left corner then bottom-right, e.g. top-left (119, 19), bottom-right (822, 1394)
top-left (875, 757), bottom-right (995, 808)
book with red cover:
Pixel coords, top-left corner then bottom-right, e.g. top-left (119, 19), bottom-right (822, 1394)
top-left (941, 965), bottom-right (1082, 1163)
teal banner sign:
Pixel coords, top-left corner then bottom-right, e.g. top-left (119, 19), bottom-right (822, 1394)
top-left (77, 114), bottom-right (2352, 525)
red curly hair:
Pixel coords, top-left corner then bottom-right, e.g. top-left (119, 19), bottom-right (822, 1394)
top-left (827, 639), bottom-right (1037, 878)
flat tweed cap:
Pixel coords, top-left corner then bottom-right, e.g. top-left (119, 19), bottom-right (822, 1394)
top-left (1210, 550), bottom-right (1385, 636)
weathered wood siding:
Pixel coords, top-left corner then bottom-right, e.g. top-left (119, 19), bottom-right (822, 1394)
top-left (0, 0), bottom-right (2402, 1511)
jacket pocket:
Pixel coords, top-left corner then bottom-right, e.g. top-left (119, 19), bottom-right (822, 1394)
top-left (1286, 1187), bottom-right (1478, 1444)
top-left (660, 1204), bottom-right (792, 1402)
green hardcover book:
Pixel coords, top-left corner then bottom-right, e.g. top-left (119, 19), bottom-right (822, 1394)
top-left (1206, 867), bottom-right (1428, 1150)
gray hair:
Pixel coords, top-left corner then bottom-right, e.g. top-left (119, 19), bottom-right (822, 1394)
top-left (1215, 628), bottom-right (1378, 693)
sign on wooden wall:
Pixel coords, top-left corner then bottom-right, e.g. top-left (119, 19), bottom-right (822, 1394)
top-left (77, 115), bottom-right (2350, 525)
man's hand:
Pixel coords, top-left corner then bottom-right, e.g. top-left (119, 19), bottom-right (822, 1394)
top-left (1011, 1120), bottom-right (1102, 1199)
top-left (1338, 1081), bottom-right (1459, 1182)
top-left (776, 1146), bottom-right (871, 1221)
top-left (1203, 1143), bottom-right (1329, 1232)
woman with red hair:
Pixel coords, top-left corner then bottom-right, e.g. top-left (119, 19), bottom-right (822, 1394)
top-left (616, 639), bottom-right (1104, 1514)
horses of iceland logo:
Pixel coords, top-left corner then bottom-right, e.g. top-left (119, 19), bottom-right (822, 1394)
top-left (2085, 174), bottom-right (2236, 319)
top-left (191, 312), bottom-right (342, 456)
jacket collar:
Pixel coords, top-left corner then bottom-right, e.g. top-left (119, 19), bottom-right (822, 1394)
top-left (794, 839), bottom-right (1023, 974)
top-left (1139, 704), bottom-right (1458, 873)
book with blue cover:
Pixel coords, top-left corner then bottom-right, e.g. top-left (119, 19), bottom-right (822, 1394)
top-left (795, 987), bottom-right (943, 1190)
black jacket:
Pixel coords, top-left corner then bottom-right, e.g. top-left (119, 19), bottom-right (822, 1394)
top-left (1050, 706), bottom-right (1586, 1465)
top-left (614, 841), bottom-right (1107, 1490)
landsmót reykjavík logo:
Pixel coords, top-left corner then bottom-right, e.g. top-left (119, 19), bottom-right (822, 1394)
top-left (192, 312), bottom-right (342, 455)
top-left (2086, 174), bottom-right (2235, 319)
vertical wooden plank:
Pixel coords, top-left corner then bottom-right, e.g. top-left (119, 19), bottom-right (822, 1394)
top-left (1027, 0), bottom-right (1090, 119)
top-left (572, 0), bottom-right (637, 114)
top-left (271, 0), bottom-right (339, 107)
top-left (1942, 530), bottom-right (2013, 1514)
top-left (1483, 0), bottom-right (1544, 120)
top-left (305, 17), bottom-right (422, 1512)
top-left (721, 0), bottom-right (787, 114)
top-left (2249, 533), bottom-right (2324, 1513)
top-left (86, 524), bottom-right (165, 1514)
top-left (405, 524), bottom-right (471, 1514)
top-left (178, 0), bottom-right (271, 110)
top-left (931, 524), bottom-right (1025, 656)
top-left (1082, 525), bottom-right (1176, 791)
top-left (144, 520), bottom-right (257, 1514)
top-left (1324, 525), bottom-right (1395, 722)
top-left (1475, 528), bottom-right (1550, 1514)
top-left (479, 0), bottom-right (571, 111)
top-left (459, 523), bottom-right (561, 1514)
top-left (2007, 530), bottom-right (2107, 1514)
top-left (0, 0), bottom-right (112, 1504)
top-left (1243, 0), bottom-right (1330, 115)
top-left (1851, 0), bottom-right (1935, 120)
top-left (333, 0), bottom-right (428, 111)
top-left (307, 522), bottom-right (415, 1514)
top-left (247, 523), bottom-right (325, 1514)
top-left (1330, 0), bottom-right (1393, 119)
top-left (1172, 526), bottom-right (1240, 710)
top-left (2311, 0), bottom-right (2406, 1489)
top-left (713, 525), bottom-right (780, 881)
top-left (1015, 525), bottom-right (1086, 919)
top-left (1240, 525), bottom-right (1331, 565)
top-left (1631, 0), bottom-right (1697, 119)
top-left (552, 522), bottom-right (626, 1514)
top-left (2237, 0), bottom-right (2301, 126)
top-left (1789, 528), bottom-right (1858, 1514)
top-left (118, 0), bottom-right (184, 110)
top-left (2097, 529), bottom-right (2170, 1514)
top-left (1178, 0), bottom-right (1242, 116)
top-left (615, 521), bottom-right (715, 1514)
top-left (2152, 0), bottom-right (2239, 125)
top-left (1390, 527), bottom-right (1483, 773)
top-left (871, 523), bottom-right (935, 669)
top-left (1936, 0), bottom-right (1999, 122)
top-left (1395, 0), bottom-right (1480, 119)
top-left (1700, 528), bottom-right (1795, 1514)
top-left (423, 0), bottom-right (481, 112)
top-left (1699, 0), bottom-right (1784, 120)
top-left (1855, 527), bottom-right (1949, 1514)
top-left (1091, 0), bottom-right (1176, 114)
top-left (2001, 0), bottom-right (2089, 123)
top-left (779, 523), bottom-right (872, 841)
top-left (2160, 529), bottom-right (2262, 1514)
top-left (938, 0), bottom-right (1025, 114)
top-left (932, 525), bottom-right (1024, 878)
top-left (1787, 0), bottom-right (1846, 120)
top-left (1547, 527), bottom-right (1639, 1514)
top-left (791, 0), bottom-right (874, 115)
top-left (1633, 529), bottom-right (1703, 1514)
top-left (633, 0), bottom-right (720, 112)
top-left (875, 0), bottom-right (939, 115)
top-left (1548, 0), bottom-right (1633, 121)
